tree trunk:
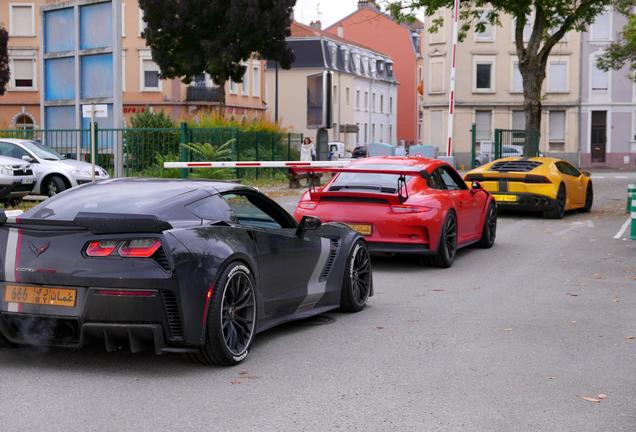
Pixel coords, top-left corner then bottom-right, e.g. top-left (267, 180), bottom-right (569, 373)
top-left (519, 59), bottom-right (546, 155)
top-left (217, 73), bottom-right (226, 119)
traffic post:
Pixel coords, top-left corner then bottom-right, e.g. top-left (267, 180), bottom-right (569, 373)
top-left (632, 192), bottom-right (636, 241)
top-left (82, 104), bottom-right (108, 183)
top-left (628, 184), bottom-right (636, 213)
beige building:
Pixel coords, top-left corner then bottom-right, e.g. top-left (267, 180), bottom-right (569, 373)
top-left (0, 0), bottom-right (266, 128)
top-left (421, 10), bottom-right (581, 168)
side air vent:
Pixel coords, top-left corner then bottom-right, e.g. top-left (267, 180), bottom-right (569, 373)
top-left (153, 247), bottom-right (171, 271)
top-left (319, 239), bottom-right (340, 282)
top-left (490, 160), bottom-right (542, 172)
top-left (161, 291), bottom-right (184, 340)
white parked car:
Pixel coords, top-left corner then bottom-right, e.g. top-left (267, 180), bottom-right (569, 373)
top-left (0, 155), bottom-right (37, 202)
top-left (0, 139), bottom-right (110, 197)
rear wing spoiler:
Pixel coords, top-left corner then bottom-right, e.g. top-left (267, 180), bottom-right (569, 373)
top-left (0, 211), bottom-right (172, 234)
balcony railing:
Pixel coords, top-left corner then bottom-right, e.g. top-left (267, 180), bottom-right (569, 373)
top-left (186, 85), bottom-right (222, 102)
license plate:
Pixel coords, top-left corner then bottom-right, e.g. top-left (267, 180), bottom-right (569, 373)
top-left (4, 285), bottom-right (77, 308)
top-left (492, 194), bottom-right (518, 203)
top-left (21, 177), bottom-right (34, 185)
top-left (347, 223), bottom-right (372, 236)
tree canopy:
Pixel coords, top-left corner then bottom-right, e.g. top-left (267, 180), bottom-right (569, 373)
top-left (138, 0), bottom-right (296, 104)
top-left (0, 27), bottom-right (9, 96)
top-left (597, 13), bottom-right (636, 80)
top-left (388, 0), bottom-right (635, 142)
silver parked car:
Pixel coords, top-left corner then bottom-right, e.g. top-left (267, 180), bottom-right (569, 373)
top-left (0, 155), bottom-right (37, 202)
top-left (0, 139), bottom-right (110, 197)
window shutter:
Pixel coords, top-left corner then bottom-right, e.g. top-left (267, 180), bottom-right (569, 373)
top-left (549, 111), bottom-right (566, 141)
top-left (591, 64), bottom-right (608, 90)
top-left (430, 111), bottom-right (443, 145)
top-left (475, 111), bottom-right (492, 141)
top-left (14, 59), bottom-right (34, 80)
top-left (12, 6), bottom-right (33, 36)
top-left (590, 11), bottom-right (610, 40)
top-left (430, 61), bottom-right (444, 92)
top-left (512, 61), bottom-right (523, 91)
top-left (549, 62), bottom-right (567, 92)
top-left (512, 111), bottom-right (525, 130)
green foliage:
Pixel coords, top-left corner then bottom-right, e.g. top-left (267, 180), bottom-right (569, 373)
top-left (597, 14), bottom-right (636, 80)
top-left (186, 112), bottom-right (288, 133)
top-left (138, 0), bottom-right (296, 105)
top-left (0, 27), bottom-right (9, 96)
top-left (129, 109), bottom-right (176, 129)
top-left (125, 110), bottom-right (180, 174)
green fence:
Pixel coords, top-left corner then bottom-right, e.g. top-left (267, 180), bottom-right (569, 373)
top-left (0, 126), bottom-right (303, 178)
top-left (470, 125), bottom-right (541, 168)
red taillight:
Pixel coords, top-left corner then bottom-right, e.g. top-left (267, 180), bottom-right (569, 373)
top-left (118, 239), bottom-right (162, 258)
top-left (95, 289), bottom-right (157, 297)
top-left (298, 201), bottom-right (318, 210)
top-left (86, 240), bottom-right (118, 257)
top-left (390, 205), bottom-right (430, 213)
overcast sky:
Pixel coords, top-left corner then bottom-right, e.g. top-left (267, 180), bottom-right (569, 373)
top-left (294, 0), bottom-right (359, 27)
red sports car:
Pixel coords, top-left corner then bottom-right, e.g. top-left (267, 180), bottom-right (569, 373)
top-left (293, 157), bottom-right (497, 267)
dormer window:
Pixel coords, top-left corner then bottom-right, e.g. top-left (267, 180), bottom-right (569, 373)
top-left (328, 42), bottom-right (338, 69)
top-left (341, 46), bottom-right (350, 73)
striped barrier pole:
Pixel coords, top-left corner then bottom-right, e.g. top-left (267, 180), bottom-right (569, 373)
top-left (628, 184), bottom-right (636, 213)
top-left (631, 192), bottom-right (636, 241)
top-left (163, 161), bottom-right (352, 169)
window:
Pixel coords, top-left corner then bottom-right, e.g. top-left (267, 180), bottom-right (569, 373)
top-left (427, 169), bottom-right (446, 190)
top-left (512, 111), bottom-right (525, 130)
top-left (9, 4), bottom-right (34, 37)
top-left (372, 93), bottom-right (376, 112)
top-left (138, 8), bottom-right (147, 36)
top-left (221, 193), bottom-right (286, 230)
top-left (514, 16), bottom-right (533, 42)
top-left (549, 111), bottom-right (566, 150)
top-left (511, 60), bottom-right (523, 92)
top-left (473, 57), bottom-right (494, 92)
top-left (356, 90), bottom-right (360, 109)
top-left (388, 125), bottom-right (392, 142)
top-left (139, 52), bottom-right (161, 91)
top-left (333, 84), bottom-right (337, 105)
top-left (380, 95), bottom-right (384, 113)
top-left (252, 65), bottom-right (260, 97)
top-left (229, 79), bottom-right (237, 94)
top-left (241, 68), bottom-right (249, 96)
top-left (548, 58), bottom-right (568, 93)
top-left (556, 161), bottom-right (580, 177)
top-left (439, 167), bottom-right (466, 190)
top-left (121, 3), bottom-right (126, 37)
top-left (364, 91), bottom-right (368, 111)
top-left (429, 58), bottom-right (445, 93)
top-left (428, 13), bottom-right (445, 44)
top-left (591, 61), bottom-right (609, 91)
top-left (590, 10), bottom-right (611, 41)
top-left (186, 196), bottom-right (232, 221)
top-left (380, 124), bottom-right (384, 142)
top-left (389, 96), bottom-right (393, 114)
top-left (12, 114), bottom-right (35, 130)
top-left (371, 124), bottom-right (376, 142)
top-left (364, 123), bottom-right (368, 143)
top-left (430, 111), bottom-right (443, 145)
top-left (356, 122), bottom-right (360, 144)
top-left (10, 58), bottom-right (35, 89)
top-left (475, 110), bottom-right (492, 146)
top-left (346, 87), bottom-right (350, 106)
top-left (475, 10), bottom-right (494, 41)
top-left (0, 142), bottom-right (30, 160)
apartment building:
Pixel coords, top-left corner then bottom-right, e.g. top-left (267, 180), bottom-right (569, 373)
top-left (579, 9), bottom-right (636, 169)
top-left (0, 0), bottom-right (266, 129)
top-left (265, 21), bottom-right (398, 150)
top-left (421, 10), bottom-right (581, 168)
top-left (326, 0), bottom-right (424, 146)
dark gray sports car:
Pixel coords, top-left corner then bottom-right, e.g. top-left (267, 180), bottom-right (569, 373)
top-left (0, 179), bottom-right (372, 365)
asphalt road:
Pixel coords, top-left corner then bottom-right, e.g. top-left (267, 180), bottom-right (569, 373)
top-left (1, 173), bottom-right (636, 432)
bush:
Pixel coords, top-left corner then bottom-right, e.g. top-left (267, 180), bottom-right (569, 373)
top-left (125, 109), bottom-right (179, 175)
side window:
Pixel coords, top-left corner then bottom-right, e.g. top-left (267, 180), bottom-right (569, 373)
top-left (438, 167), bottom-right (466, 190)
top-left (427, 169), bottom-right (447, 190)
top-left (557, 161), bottom-right (580, 177)
top-left (0, 142), bottom-right (16, 158)
top-left (186, 195), bottom-right (232, 221)
top-left (221, 192), bottom-right (293, 230)
top-left (4, 144), bottom-right (29, 160)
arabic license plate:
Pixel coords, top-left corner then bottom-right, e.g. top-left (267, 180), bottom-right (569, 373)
top-left (4, 285), bottom-right (77, 308)
top-left (347, 223), bottom-right (372, 236)
top-left (492, 194), bottom-right (518, 203)
top-left (21, 177), bottom-right (34, 185)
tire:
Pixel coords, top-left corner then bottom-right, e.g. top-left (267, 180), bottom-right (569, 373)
top-left (189, 262), bottom-right (257, 366)
top-left (430, 211), bottom-right (458, 268)
top-left (0, 332), bottom-right (15, 349)
top-left (544, 184), bottom-right (566, 219)
top-left (340, 240), bottom-right (372, 312)
top-left (478, 201), bottom-right (497, 248)
top-left (45, 175), bottom-right (67, 197)
top-left (582, 182), bottom-right (593, 213)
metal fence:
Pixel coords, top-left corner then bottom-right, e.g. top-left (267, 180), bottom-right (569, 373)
top-left (0, 126), bottom-right (303, 178)
top-left (470, 125), bottom-right (541, 168)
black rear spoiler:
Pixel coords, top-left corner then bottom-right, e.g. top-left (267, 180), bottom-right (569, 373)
top-left (0, 210), bottom-right (172, 234)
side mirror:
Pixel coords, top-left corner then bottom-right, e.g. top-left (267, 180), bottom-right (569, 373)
top-left (471, 181), bottom-right (482, 194)
top-left (22, 155), bottom-right (34, 163)
top-left (296, 215), bottom-right (321, 237)
top-left (581, 170), bottom-right (591, 177)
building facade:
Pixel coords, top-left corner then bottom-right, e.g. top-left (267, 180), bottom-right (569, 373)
top-left (579, 9), bottom-right (636, 169)
top-left (421, 10), bottom-right (581, 168)
top-left (265, 21), bottom-right (398, 151)
top-left (0, 0), bottom-right (266, 129)
top-left (325, 0), bottom-right (424, 146)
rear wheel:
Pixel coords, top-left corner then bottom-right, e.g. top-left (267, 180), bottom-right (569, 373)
top-left (430, 211), bottom-right (457, 268)
top-left (340, 240), bottom-right (372, 312)
top-left (45, 175), bottom-right (67, 197)
top-left (190, 262), bottom-right (256, 366)
top-left (0, 332), bottom-right (15, 349)
top-left (544, 184), bottom-right (566, 219)
top-left (582, 183), bottom-right (593, 213)
top-left (478, 201), bottom-right (497, 248)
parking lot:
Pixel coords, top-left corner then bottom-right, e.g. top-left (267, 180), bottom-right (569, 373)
top-left (0, 173), bottom-right (634, 432)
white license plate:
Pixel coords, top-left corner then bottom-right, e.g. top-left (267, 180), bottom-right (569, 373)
top-left (21, 178), bottom-right (34, 185)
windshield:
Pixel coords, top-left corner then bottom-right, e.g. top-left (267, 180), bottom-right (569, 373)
top-left (328, 164), bottom-right (418, 194)
top-left (23, 141), bottom-right (64, 160)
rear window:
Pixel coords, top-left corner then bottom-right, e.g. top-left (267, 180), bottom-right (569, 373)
top-left (328, 164), bottom-right (420, 193)
top-left (24, 182), bottom-right (198, 221)
top-left (490, 160), bottom-right (542, 173)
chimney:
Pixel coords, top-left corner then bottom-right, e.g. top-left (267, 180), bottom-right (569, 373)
top-left (309, 20), bottom-right (322, 30)
top-left (337, 26), bottom-right (344, 38)
top-left (358, 0), bottom-right (378, 9)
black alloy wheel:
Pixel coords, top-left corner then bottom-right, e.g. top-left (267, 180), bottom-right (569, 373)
top-left (478, 201), bottom-right (497, 248)
top-left (544, 184), bottom-right (566, 219)
top-left (341, 241), bottom-right (372, 312)
top-left (582, 183), bottom-right (593, 213)
top-left (429, 211), bottom-right (457, 268)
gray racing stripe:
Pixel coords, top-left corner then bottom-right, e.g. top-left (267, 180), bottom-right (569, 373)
top-left (4, 228), bottom-right (18, 283)
top-left (295, 237), bottom-right (331, 313)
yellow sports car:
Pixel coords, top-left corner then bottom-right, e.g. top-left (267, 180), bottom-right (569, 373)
top-left (464, 157), bottom-right (593, 218)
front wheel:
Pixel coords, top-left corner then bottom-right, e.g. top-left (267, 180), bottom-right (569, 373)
top-left (46, 175), bottom-right (67, 197)
top-left (582, 183), bottom-right (593, 213)
top-left (340, 240), bottom-right (372, 312)
top-left (190, 262), bottom-right (257, 366)
top-left (478, 201), bottom-right (497, 248)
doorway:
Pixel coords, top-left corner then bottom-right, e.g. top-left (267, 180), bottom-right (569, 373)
top-left (591, 111), bottom-right (607, 163)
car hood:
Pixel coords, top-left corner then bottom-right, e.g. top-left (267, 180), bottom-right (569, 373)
top-left (48, 158), bottom-right (103, 171)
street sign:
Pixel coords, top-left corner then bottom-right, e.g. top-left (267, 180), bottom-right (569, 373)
top-left (82, 104), bottom-right (108, 118)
